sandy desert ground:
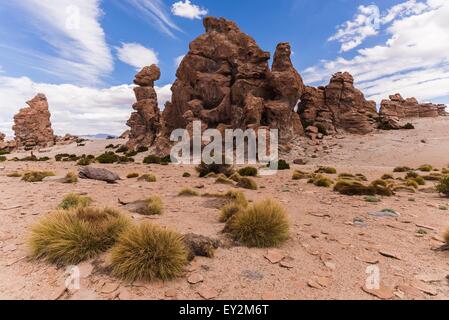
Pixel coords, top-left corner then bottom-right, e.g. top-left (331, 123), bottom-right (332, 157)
top-left (0, 117), bottom-right (448, 300)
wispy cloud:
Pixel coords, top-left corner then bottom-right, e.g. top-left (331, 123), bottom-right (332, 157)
top-left (3, 0), bottom-right (113, 85)
top-left (304, 0), bottom-right (449, 104)
top-left (171, 0), bottom-right (208, 20)
top-left (329, 0), bottom-right (430, 52)
top-left (116, 43), bottom-right (159, 70)
top-left (122, 0), bottom-right (182, 38)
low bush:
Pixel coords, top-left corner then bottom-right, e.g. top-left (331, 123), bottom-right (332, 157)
top-left (59, 193), bottom-right (92, 210)
top-left (29, 207), bottom-right (130, 265)
top-left (22, 171), bottom-right (55, 182)
top-left (226, 199), bottom-right (289, 248)
top-left (237, 177), bottom-right (258, 190)
top-left (110, 223), bottom-right (188, 282)
top-left (238, 167), bottom-right (258, 177)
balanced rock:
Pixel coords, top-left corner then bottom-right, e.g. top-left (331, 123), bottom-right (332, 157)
top-left (126, 65), bottom-right (162, 149)
top-left (13, 94), bottom-right (55, 148)
top-left (298, 72), bottom-right (378, 135)
top-left (162, 16), bottom-right (304, 145)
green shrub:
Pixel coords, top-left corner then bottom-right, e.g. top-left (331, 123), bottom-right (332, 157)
top-left (196, 161), bottom-right (235, 178)
top-left (59, 193), bottom-right (92, 210)
top-left (96, 152), bottom-right (119, 164)
top-left (136, 146), bottom-right (149, 153)
top-left (274, 160), bottom-right (290, 171)
top-left (29, 207), bottom-right (130, 265)
top-left (227, 199), bottom-right (289, 248)
top-left (0, 150), bottom-right (10, 155)
top-left (334, 180), bottom-right (377, 196)
top-left (436, 176), bottom-right (449, 197)
top-left (405, 171), bottom-right (419, 179)
top-left (0, 156), bottom-right (6, 162)
top-left (77, 157), bottom-right (93, 166)
top-left (413, 176), bottom-right (426, 186)
top-left (22, 171), bottom-right (55, 182)
top-left (402, 123), bottom-right (415, 130)
top-left (405, 180), bottom-right (419, 189)
top-left (143, 155), bottom-right (161, 164)
top-left (394, 166), bottom-right (412, 173)
top-left (127, 173), bottom-right (139, 179)
top-left (110, 223), bottom-right (188, 282)
top-left (237, 177), bottom-right (258, 190)
top-left (238, 167), bottom-right (258, 177)
top-left (116, 145), bottom-right (129, 154)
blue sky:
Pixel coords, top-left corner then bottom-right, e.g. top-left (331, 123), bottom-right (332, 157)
top-left (0, 0), bottom-right (448, 136)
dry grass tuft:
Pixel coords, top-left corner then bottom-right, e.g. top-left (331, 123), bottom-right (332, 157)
top-left (138, 174), bottom-right (157, 183)
top-left (59, 193), bottom-right (93, 210)
top-left (127, 173), bottom-right (139, 179)
top-left (436, 176), bottom-right (449, 197)
top-left (28, 207), bottom-right (130, 265)
top-left (110, 223), bottom-right (188, 282)
top-left (178, 188), bottom-right (199, 197)
top-left (226, 199), bottom-right (289, 248)
top-left (238, 167), bottom-right (258, 177)
top-left (63, 172), bottom-right (78, 184)
top-left (215, 175), bottom-right (235, 185)
top-left (139, 196), bottom-right (163, 216)
top-left (22, 171), bottom-right (55, 182)
top-left (237, 177), bottom-right (258, 190)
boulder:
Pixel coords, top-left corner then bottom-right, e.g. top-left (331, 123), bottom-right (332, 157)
top-left (78, 166), bottom-right (121, 184)
top-left (183, 233), bottom-right (221, 261)
top-left (13, 94), bottom-right (55, 148)
top-left (298, 72), bottom-right (378, 135)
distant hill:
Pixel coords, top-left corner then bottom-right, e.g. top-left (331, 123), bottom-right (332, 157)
top-left (80, 133), bottom-right (117, 140)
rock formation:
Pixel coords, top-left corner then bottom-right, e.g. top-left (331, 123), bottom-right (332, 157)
top-left (379, 94), bottom-right (448, 129)
top-left (126, 65), bottom-right (162, 149)
top-left (13, 94), bottom-right (55, 148)
top-left (0, 132), bottom-right (5, 150)
top-left (298, 72), bottom-right (378, 137)
top-left (162, 17), bottom-right (304, 145)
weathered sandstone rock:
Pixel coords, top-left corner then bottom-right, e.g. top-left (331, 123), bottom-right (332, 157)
top-left (13, 94), bottom-right (55, 148)
top-left (126, 65), bottom-right (162, 149)
top-left (298, 72), bottom-right (378, 135)
top-left (379, 93), bottom-right (447, 128)
top-left (162, 16), bottom-right (304, 144)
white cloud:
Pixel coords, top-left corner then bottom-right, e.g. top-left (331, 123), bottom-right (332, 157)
top-left (122, 0), bottom-right (182, 37)
top-left (304, 0), bottom-right (449, 105)
top-left (116, 43), bottom-right (159, 70)
top-left (5, 0), bottom-right (113, 85)
top-left (175, 55), bottom-right (185, 67)
top-left (171, 0), bottom-right (208, 20)
top-left (0, 76), bottom-right (173, 136)
top-left (330, 0), bottom-right (432, 52)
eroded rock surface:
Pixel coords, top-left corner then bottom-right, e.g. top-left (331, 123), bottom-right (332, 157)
top-left (379, 94), bottom-right (448, 129)
top-left (13, 94), bottom-right (55, 148)
top-left (126, 65), bottom-right (162, 149)
top-left (162, 17), bottom-right (304, 144)
top-left (298, 72), bottom-right (378, 136)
